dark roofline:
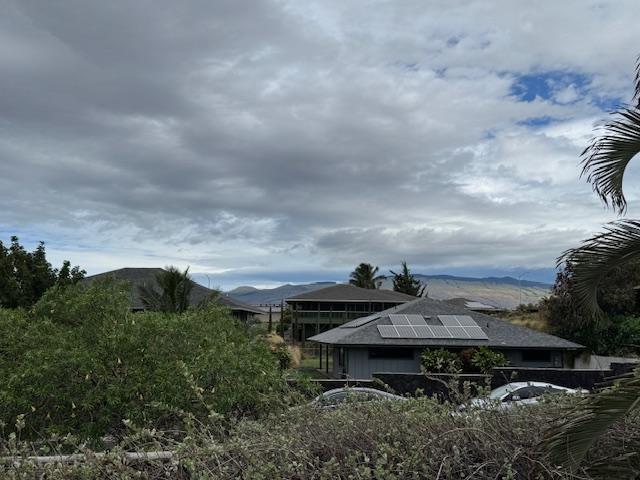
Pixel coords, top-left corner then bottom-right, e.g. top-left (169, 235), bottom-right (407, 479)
top-left (84, 267), bottom-right (264, 314)
top-left (285, 283), bottom-right (417, 303)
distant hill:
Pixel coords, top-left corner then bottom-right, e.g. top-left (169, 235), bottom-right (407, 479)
top-left (226, 275), bottom-right (551, 310)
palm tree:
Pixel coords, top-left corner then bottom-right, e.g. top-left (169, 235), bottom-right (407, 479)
top-left (349, 263), bottom-right (385, 289)
top-left (544, 57), bottom-right (640, 471)
top-left (390, 261), bottom-right (426, 297)
top-left (138, 266), bottom-right (194, 313)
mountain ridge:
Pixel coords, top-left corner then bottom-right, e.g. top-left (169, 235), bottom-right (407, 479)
top-left (226, 275), bottom-right (551, 309)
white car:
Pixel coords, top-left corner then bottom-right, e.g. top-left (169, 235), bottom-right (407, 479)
top-left (467, 382), bottom-right (586, 410)
top-left (311, 387), bottom-right (406, 408)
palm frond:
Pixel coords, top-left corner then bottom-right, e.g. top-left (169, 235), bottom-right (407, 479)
top-left (559, 220), bottom-right (640, 319)
top-left (634, 53), bottom-right (640, 107)
top-left (580, 107), bottom-right (640, 214)
top-left (544, 368), bottom-right (640, 471)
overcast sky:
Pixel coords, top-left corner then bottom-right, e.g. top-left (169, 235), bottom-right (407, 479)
top-left (2, 1), bottom-right (640, 289)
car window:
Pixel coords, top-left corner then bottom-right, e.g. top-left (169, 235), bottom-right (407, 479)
top-left (323, 392), bottom-right (348, 404)
top-left (504, 387), bottom-right (533, 401)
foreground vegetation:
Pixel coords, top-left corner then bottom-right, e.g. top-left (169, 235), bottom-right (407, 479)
top-left (2, 395), bottom-right (638, 479)
top-left (0, 280), bottom-right (294, 440)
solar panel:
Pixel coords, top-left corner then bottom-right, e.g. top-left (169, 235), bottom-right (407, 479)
top-left (438, 315), bottom-right (461, 326)
top-left (463, 326), bottom-right (489, 339)
top-left (377, 325), bottom-right (399, 338)
top-left (413, 325), bottom-right (432, 338)
top-left (430, 325), bottom-right (452, 338)
top-left (456, 316), bottom-right (479, 327)
top-left (377, 315), bottom-right (489, 341)
top-left (389, 314), bottom-right (410, 325)
top-left (446, 326), bottom-right (469, 338)
top-left (396, 325), bottom-right (417, 338)
top-left (404, 314), bottom-right (427, 325)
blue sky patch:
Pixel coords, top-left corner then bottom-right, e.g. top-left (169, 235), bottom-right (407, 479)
top-left (517, 116), bottom-right (555, 127)
top-left (510, 71), bottom-right (590, 103)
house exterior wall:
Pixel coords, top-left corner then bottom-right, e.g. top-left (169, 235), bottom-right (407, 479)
top-left (339, 346), bottom-right (571, 379)
top-left (344, 347), bottom-right (422, 379)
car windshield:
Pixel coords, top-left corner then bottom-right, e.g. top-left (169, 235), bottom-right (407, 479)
top-left (488, 385), bottom-right (517, 400)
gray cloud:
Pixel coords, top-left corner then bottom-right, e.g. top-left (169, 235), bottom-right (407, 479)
top-left (1, 0), bottom-right (639, 286)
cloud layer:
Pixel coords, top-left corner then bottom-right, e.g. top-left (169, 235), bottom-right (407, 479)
top-left (2, 0), bottom-right (640, 288)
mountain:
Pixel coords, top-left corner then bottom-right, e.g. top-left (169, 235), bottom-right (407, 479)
top-left (226, 276), bottom-right (551, 309)
top-left (226, 282), bottom-right (338, 305)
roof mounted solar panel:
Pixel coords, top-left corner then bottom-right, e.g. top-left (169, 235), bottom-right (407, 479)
top-left (413, 325), bottom-right (433, 338)
top-left (404, 314), bottom-right (427, 325)
top-left (456, 316), bottom-right (479, 327)
top-left (377, 325), bottom-right (399, 338)
top-left (438, 315), bottom-right (460, 326)
top-left (446, 326), bottom-right (469, 339)
top-left (396, 325), bottom-right (417, 338)
top-left (463, 326), bottom-right (489, 340)
top-left (430, 325), bottom-right (452, 338)
top-left (389, 314), bottom-right (410, 325)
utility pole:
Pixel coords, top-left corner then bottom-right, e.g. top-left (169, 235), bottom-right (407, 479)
top-left (268, 304), bottom-right (273, 333)
top-left (518, 271), bottom-right (530, 307)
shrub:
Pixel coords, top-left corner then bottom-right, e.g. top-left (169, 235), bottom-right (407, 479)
top-left (420, 348), bottom-right (461, 373)
top-left (3, 399), bottom-right (639, 478)
top-left (0, 279), bottom-right (288, 439)
top-left (471, 346), bottom-right (509, 374)
top-left (272, 345), bottom-right (292, 370)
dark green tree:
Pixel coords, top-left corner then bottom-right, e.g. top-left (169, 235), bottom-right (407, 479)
top-left (348, 263), bottom-right (385, 289)
top-left (389, 261), bottom-right (425, 297)
top-left (138, 266), bottom-right (194, 313)
top-left (0, 236), bottom-right (84, 308)
top-left (540, 261), bottom-right (640, 354)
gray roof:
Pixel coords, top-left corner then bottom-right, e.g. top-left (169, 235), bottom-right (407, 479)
top-left (286, 284), bottom-right (417, 303)
top-left (84, 268), bottom-right (264, 315)
top-left (308, 296), bottom-right (583, 350)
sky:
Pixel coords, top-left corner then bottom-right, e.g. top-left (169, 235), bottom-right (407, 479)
top-left (2, 0), bottom-right (640, 289)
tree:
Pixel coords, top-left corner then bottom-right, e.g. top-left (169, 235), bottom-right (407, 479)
top-left (544, 56), bottom-right (640, 472)
top-left (540, 261), bottom-right (640, 354)
top-left (389, 261), bottom-right (425, 297)
top-left (0, 236), bottom-right (85, 308)
top-left (138, 266), bottom-right (194, 313)
top-left (348, 263), bottom-right (385, 289)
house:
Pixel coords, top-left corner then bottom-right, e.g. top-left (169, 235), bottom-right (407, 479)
top-left (286, 284), bottom-right (417, 341)
top-left (308, 296), bottom-right (584, 379)
top-left (83, 268), bottom-right (264, 321)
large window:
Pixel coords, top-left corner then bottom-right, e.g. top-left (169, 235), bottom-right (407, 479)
top-left (521, 350), bottom-right (552, 363)
top-left (368, 347), bottom-right (414, 359)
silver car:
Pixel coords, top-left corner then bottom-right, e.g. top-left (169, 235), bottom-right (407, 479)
top-left (468, 381), bottom-right (586, 410)
top-left (312, 387), bottom-right (406, 408)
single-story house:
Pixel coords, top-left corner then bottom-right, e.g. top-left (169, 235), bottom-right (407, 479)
top-left (308, 296), bottom-right (584, 379)
top-left (83, 268), bottom-right (264, 321)
top-left (286, 284), bottom-right (417, 341)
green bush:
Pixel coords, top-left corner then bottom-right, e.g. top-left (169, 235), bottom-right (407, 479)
top-left (420, 348), bottom-right (461, 373)
top-left (272, 345), bottom-right (292, 370)
top-left (0, 280), bottom-right (288, 439)
top-left (471, 346), bottom-right (509, 374)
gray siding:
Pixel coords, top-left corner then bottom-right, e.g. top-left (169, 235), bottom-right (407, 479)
top-left (345, 347), bottom-right (421, 379)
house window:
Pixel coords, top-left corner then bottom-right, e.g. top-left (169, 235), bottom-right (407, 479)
top-left (522, 350), bottom-right (551, 363)
top-left (368, 348), bottom-right (414, 359)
